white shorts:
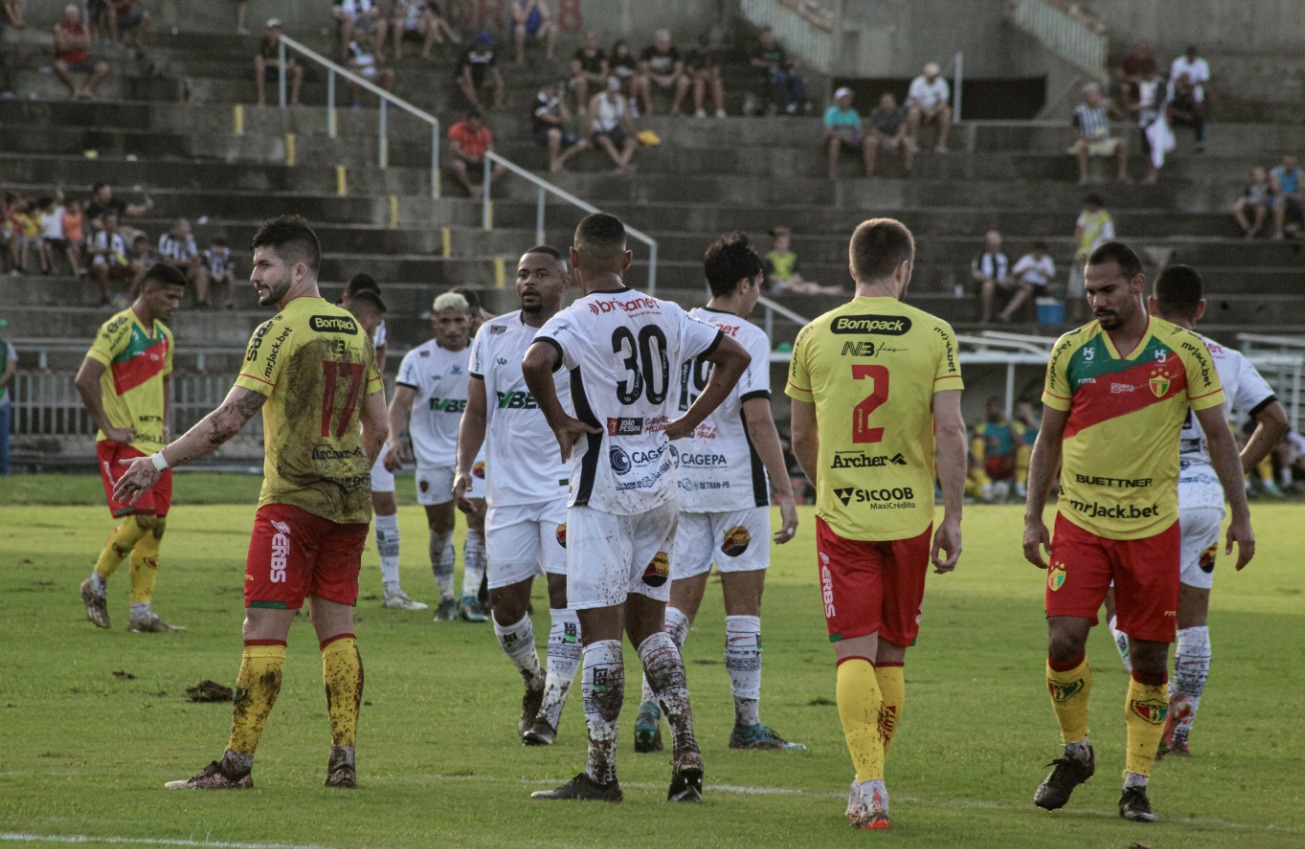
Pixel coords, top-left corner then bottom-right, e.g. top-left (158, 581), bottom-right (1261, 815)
top-left (566, 501), bottom-right (678, 610)
top-left (485, 499), bottom-right (567, 589)
top-left (416, 463), bottom-right (485, 506)
top-left (370, 444), bottom-right (395, 492)
top-left (1178, 505), bottom-right (1223, 590)
top-left (672, 506), bottom-right (771, 579)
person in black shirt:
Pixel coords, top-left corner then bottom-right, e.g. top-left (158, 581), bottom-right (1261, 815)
top-left (568, 30), bottom-right (607, 115)
top-left (749, 26), bottom-right (807, 115)
top-left (684, 34), bottom-right (726, 118)
top-left (633, 29), bottom-right (688, 116)
top-left (532, 82), bottom-right (591, 172)
top-left (457, 32), bottom-right (505, 110)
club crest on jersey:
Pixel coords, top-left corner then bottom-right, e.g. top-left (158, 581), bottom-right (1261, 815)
top-left (473, 460), bottom-right (486, 479)
top-left (490, 324), bottom-right (507, 335)
top-left (555, 523), bottom-right (567, 548)
top-left (1130, 698), bottom-right (1168, 725)
top-left (1199, 543), bottom-right (1217, 573)
top-left (1149, 375), bottom-right (1171, 398)
top-left (642, 551), bottom-right (669, 587)
top-left (721, 526), bottom-right (751, 557)
top-left (1047, 562), bottom-right (1067, 592)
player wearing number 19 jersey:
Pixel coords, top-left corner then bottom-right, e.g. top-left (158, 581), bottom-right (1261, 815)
top-left (787, 218), bottom-right (967, 830)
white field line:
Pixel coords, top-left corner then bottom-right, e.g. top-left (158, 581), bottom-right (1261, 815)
top-left (0, 835), bottom-right (360, 849)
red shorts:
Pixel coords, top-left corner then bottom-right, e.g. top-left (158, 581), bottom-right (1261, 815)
top-left (97, 441), bottom-right (172, 518)
top-left (815, 516), bottom-right (932, 646)
top-left (244, 504), bottom-right (368, 610)
top-left (1044, 513), bottom-right (1180, 643)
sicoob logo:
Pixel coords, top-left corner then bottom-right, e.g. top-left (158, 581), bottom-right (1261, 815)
top-left (609, 445), bottom-right (632, 474)
top-left (721, 526), bottom-right (751, 557)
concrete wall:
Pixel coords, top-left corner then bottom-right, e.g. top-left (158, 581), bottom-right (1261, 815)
top-left (1092, 0), bottom-right (1305, 57)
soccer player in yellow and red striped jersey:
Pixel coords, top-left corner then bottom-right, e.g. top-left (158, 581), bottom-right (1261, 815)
top-left (113, 215), bottom-right (388, 791)
top-left (786, 218), bottom-right (968, 830)
top-left (1023, 241), bottom-right (1254, 823)
top-left (75, 262), bottom-right (186, 633)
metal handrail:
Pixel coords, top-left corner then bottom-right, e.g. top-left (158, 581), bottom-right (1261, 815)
top-left (480, 151), bottom-right (661, 293)
top-left (276, 35), bottom-right (442, 198)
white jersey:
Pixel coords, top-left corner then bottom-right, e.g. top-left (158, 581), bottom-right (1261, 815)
top-left (908, 75), bottom-right (949, 110)
top-left (469, 310), bottom-right (572, 507)
top-left (395, 338), bottom-right (470, 468)
top-left (535, 287), bottom-right (723, 515)
top-left (1178, 333), bottom-right (1276, 510)
top-left (676, 306), bottom-right (773, 512)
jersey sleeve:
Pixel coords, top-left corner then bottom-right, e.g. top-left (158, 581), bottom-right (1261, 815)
top-left (234, 319), bottom-right (285, 398)
top-left (395, 348), bottom-right (421, 389)
top-left (85, 316), bottom-right (126, 368)
top-left (739, 327), bottom-right (773, 402)
top-left (932, 320), bottom-right (964, 392)
top-left (1183, 334), bottom-right (1226, 411)
top-left (467, 325), bottom-right (487, 378)
top-left (163, 327), bottom-right (174, 377)
top-left (678, 307), bottom-right (724, 360)
top-left (1229, 351), bottom-right (1275, 414)
top-left (1041, 333), bottom-right (1075, 411)
top-left (533, 311), bottom-right (579, 372)
top-left (785, 324), bottom-right (814, 403)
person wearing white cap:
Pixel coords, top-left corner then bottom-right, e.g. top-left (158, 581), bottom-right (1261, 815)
top-left (823, 87), bottom-right (873, 179)
top-left (255, 18), bottom-right (303, 107)
top-left (907, 62), bottom-right (951, 152)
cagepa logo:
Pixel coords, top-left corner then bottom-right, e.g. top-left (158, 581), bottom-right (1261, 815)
top-left (609, 445), bottom-right (632, 474)
top-left (721, 526), bottom-right (751, 557)
top-left (269, 520), bottom-right (291, 584)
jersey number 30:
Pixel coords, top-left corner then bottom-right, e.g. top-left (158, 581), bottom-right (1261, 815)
top-left (613, 326), bottom-right (669, 405)
top-left (851, 364), bottom-right (889, 443)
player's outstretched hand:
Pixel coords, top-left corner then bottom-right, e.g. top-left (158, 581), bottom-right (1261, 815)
top-left (773, 496), bottom-right (798, 544)
top-left (112, 456), bottom-right (161, 506)
top-left (383, 442), bottom-right (404, 472)
top-left (1226, 516), bottom-right (1255, 571)
top-left (452, 471), bottom-right (475, 514)
top-left (1022, 519), bottom-right (1051, 569)
top-left (664, 417), bottom-right (696, 441)
top-left (550, 415), bottom-right (602, 462)
top-left (931, 517), bottom-right (961, 573)
top-left (105, 426), bottom-right (136, 445)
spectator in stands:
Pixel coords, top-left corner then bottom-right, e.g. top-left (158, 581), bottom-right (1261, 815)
top-left (568, 31), bottom-right (607, 117)
top-left (12, 200), bottom-right (39, 276)
top-left (1167, 45), bottom-right (1209, 152)
top-left (1069, 82), bottom-right (1128, 184)
top-left (203, 236), bottom-right (238, 310)
top-left (2, 0), bottom-right (27, 29)
top-left (392, 1), bottom-right (458, 61)
top-left (127, 233), bottom-right (156, 295)
top-left (750, 26), bottom-right (807, 116)
top-left (608, 39), bottom-right (639, 111)
top-left (333, 0), bottom-right (387, 61)
top-left (85, 182), bottom-right (152, 240)
top-left (1232, 165), bottom-right (1270, 239)
top-left (1270, 153), bottom-right (1304, 240)
top-left (684, 34), bottom-right (726, 119)
top-left (53, 5), bottom-right (109, 101)
top-left (37, 196), bottom-right (71, 277)
top-left (763, 225), bottom-right (841, 295)
top-left (823, 87), bottom-right (872, 180)
top-left (907, 62), bottom-right (952, 152)
top-left (634, 29), bottom-right (689, 117)
top-left (1127, 63), bottom-right (1168, 184)
top-left (61, 196), bottom-right (86, 277)
top-left (456, 33), bottom-right (505, 111)
top-left (158, 218), bottom-right (209, 307)
top-left (532, 81), bottom-right (590, 172)
top-left (972, 229), bottom-right (1013, 324)
top-left (510, 0), bottom-right (555, 64)
top-left (588, 77), bottom-right (639, 175)
top-left (347, 30), bottom-right (396, 108)
top-left (1003, 240), bottom-right (1056, 323)
top-left (866, 91), bottom-right (914, 176)
top-left (448, 110), bottom-right (507, 198)
top-left (107, 0), bottom-right (149, 52)
top-left (87, 210), bottom-right (133, 305)
top-left (255, 19), bottom-right (304, 107)
top-left (1117, 37), bottom-right (1157, 100)
top-left (234, 0), bottom-right (249, 35)
top-left (968, 397), bottom-right (1026, 503)
top-left (1068, 192), bottom-right (1114, 321)
top-left (0, 317), bottom-right (13, 475)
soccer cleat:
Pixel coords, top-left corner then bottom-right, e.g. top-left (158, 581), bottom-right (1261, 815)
top-left (1033, 745), bottom-right (1095, 810)
top-left (667, 750), bottom-right (703, 802)
top-left (80, 579), bottom-right (110, 629)
top-left (458, 595), bottom-right (489, 623)
top-left (165, 759), bottom-right (252, 790)
top-left (531, 772), bottom-right (623, 802)
top-left (1119, 785), bottom-right (1157, 822)
top-left (324, 746), bottom-right (356, 788)
top-left (729, 723), bottom-right (807, 751)
top-left (382, 589), bottom-right (428, 610)
top-left (520, 684), bottom-right (545, 736)
top-left (1157, 695), bottom-right (1193, 760)
top-left (846, 779), bottom-right (890, 830)
top-left (522, 716), bottom-right (557, 746)
top-left (633, 700), bottom-right (663, 752)
top-left (128, 613), bottom-right (185, 632)
top-left (433, 597), bottom-right (459, 622)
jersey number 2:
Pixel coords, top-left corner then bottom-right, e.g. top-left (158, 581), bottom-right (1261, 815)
top-left (851, 364), bottom-right (889, 443)
top-left (321, 360), bottom-right (364, 438)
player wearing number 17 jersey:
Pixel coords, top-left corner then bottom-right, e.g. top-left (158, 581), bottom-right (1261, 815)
top-left (523, 213), bottom-right (751, 803)
top-left (786, 217), bottom-right (967, 830)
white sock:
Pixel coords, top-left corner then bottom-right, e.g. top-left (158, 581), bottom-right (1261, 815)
top-left (89, 571), bottom-right (106, 593)
top-left (725, 614), bottom-right (762, 726)
top-left (493, 613), bottom-right (544, 690)
top-left (1108, 615), bottom-right (1133, 673)
top-left (641, 606), bottom-right (690, 706)
top-left (1123, 771), bottom-right (1148, 789)
top-left (638, 631), bottom-right (697, 756)
top-left (462, 528), bottom-right (486, 599)
top-left (582, 639), bottom-right (625, 785)
top-left (1064, 735), bottom-right (1091, 763)
top-left (374, 512), bottom-right (401, 590)
top-left (540, 608), bottom-right (582, 728)
top-left (1173, 625), bottom-right (1211, 736)
top-left (430, 532), bottom-right (454, 600)
top-left (130, 601), bottom-right (152, 620)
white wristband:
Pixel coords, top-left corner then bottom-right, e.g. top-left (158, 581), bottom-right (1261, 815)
top-left (150, 451), bottom-right (170, 472)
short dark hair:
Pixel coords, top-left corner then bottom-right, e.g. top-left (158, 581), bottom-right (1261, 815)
top-left (523, 244), bottom-right (569, 274)
top-left (1031, 240), bottom-right (1048, 251)
top-left (703, 231), bottom-right (763, 298)
top-left (1083, 192), bottom-right (1104, 207)
top-left (345, 273), bottom-right (381, 296)
top-left (448, 285), bottom-right (483, 312)
top-left (212, 236), bottom-right (229, 248)
top-left (575, 213), bottom-right (626, 251)
top-left (142, 262), bottom-right (187, 289)
top-left (1153, 264), bottom-right (1203, 320)
top-left (347, 288), bottom-right (387, 315)
top-left (250, 214), bottom-right (321, 276)
top-left (92, 181), bottom-right (109, 194)
top-left (849, 218), bottom-right (915, 282)
top-left (1086, 240), bottom-right (1142, 281)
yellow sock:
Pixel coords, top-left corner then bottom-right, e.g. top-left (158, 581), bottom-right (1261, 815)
top-left (1046, 657), bottom-right (1092, 743)
top-left (227, 642), bottom-right (286, 756)
top-left (874, 663), bottom-right (905, 754)
top-left (322, 635), bottom-right (363, 749)
top-left (836, 657), bottom-right (885, 783)
top-left (1124, 674), bottom-right (1168, 777)
top-left (1015, 444), bottom-right (1031, 484)
top-left (129, 518), bottom-right (165, 603)
top-left (94, 519), bottom-right (148, 581)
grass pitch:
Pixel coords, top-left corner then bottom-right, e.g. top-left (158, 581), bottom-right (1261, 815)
top-left (1, 474), bottom-right (1302, 849)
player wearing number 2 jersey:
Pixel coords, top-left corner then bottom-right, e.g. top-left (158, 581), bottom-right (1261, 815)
top-left (523, 213), bottom-right (751, 803)
top-left (114, 215), bottom-right (389, 791)
top-left (786, 217), bottom-right (967, 830)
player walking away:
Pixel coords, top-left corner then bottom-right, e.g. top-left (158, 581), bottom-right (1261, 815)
top-left (114, 215), bottom-right (388, 790)
top-left (387, 291), bottom-right (488, 622)
top-left (633, 231), bottom-right (802, 753)
top-left (454, 246), bottom-right (582, 746)
top-left (75, 263), bottom-right (187, 633)
top-left (1103, 264), bottom-right (1286, 757)
top-left (1023, 242), bottom-right (1254, 823)
top-left (522, 213), bottom-right (751, 802)
top-left (786, 218), bottom-right (967, 830)
top-left (342, 274), bottom-right (426, 611)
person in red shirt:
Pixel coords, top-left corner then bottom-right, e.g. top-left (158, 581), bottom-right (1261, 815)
top-left (107, 0), bottom-right (150, 51)
top-left (53, 4), bottom-right (110, 99)
top-left (448, 110), bottom-right (507, 198)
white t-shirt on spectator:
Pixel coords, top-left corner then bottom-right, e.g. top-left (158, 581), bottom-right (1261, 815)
top-left (908, 75), bottom-right (949, 111)
top-left (1013, 253), bottom-right (1056, 286)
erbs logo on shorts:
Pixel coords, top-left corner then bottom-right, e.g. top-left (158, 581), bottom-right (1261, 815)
top-left (833, 486), bottom-right (915, 506)
top-left (609, 445), bottom-right (632, 474)
top-left (829, 315), bottom-right (912, 335)
top-left (269, 520), bottom-right (291, 584)
top-left (721, 526), bottom-right (751, 557)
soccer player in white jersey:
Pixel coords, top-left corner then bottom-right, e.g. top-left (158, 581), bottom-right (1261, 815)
top-left (386, 291), bottom-right (488, 622)
top-left (522, 213), bottom-right (751, 802)
top-left (343, 274), bottom-right (425, 610)
top-left (1108, 264), bottom-right (1286, 756)
top-left (453, 245), bottom-right (583, 746)
top-left (633, 231), bottom-right (802, 753)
